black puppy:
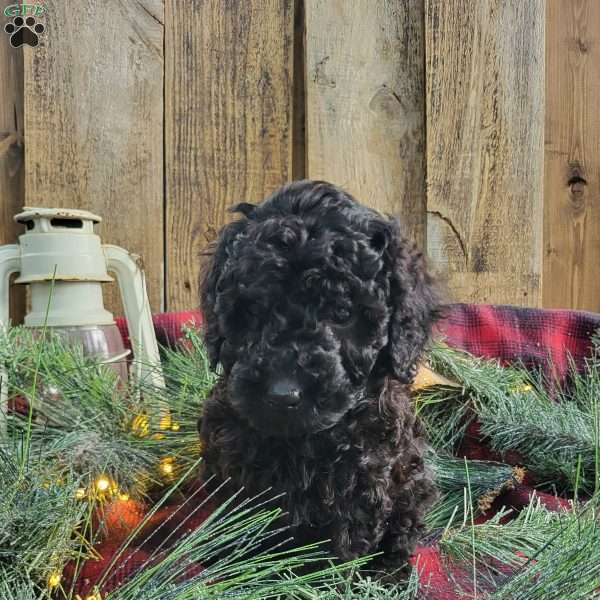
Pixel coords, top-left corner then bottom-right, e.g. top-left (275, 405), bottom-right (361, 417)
top-left (199, 180), bottom-right (439, 577)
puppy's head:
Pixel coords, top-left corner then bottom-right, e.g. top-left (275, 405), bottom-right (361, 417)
top-left (201, 180), bottom-right (440, 437)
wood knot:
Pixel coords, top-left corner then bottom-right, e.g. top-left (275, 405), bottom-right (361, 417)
top-left (312, 55), bottom-right (336, 88)
top-left (368, 85), bottom-right (404, 119)
top-left (567, 173), bottom-right (587, 209)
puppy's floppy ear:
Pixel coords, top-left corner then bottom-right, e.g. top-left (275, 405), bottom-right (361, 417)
top-left (199, 218), bottom-right (247, 369)
top-left (229, 202), bottom-right (256, 218)
top-left (199, 242), bottom-right (226, 369)
top-left (383, 219), bottom-right (441, 383)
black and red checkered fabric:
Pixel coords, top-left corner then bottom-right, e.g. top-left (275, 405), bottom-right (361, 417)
top-left (87, 304), bottom-right (599, 599)
top-left (437, 303), bottom-right (600, 377)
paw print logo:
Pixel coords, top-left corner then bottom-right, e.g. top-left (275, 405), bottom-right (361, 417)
top-left (4, 16), bottom-right (45, 48)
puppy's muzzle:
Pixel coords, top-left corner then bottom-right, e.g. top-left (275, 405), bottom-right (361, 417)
top-left (266, 378), bottom-right (303, 410)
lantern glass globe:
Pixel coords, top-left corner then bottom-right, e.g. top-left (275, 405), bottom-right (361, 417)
top-left (35, 323), bottom-right (130, 382)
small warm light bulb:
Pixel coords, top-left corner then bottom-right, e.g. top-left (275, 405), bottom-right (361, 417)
top-left (160, 462), bottom-right (173, 475)
top-left (47, 571), bottom-right (61, 588)
top-left (159, 413), bottom-right (172, 430)
top-left (95, 476), bottom-right (111, 493)
top-left (159, 457), bottom-right (174, 476)
top-left (171, 421), bottom-right (180, 432)
top-left (75, 487), bottom-right (86, 500)
top-left (131, 414), bottom-right (149, 437)
top-left (512, 383), bottom-right (533, 393)
top-left (118, 492), bottom-right (130, 502)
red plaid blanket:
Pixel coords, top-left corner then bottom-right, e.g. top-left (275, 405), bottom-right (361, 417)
top-left (69, 304), bottom-right (600, 598)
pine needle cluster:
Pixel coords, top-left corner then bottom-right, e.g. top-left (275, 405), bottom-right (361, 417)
top-left (0, 325), bottom-right (600, 598)
top-left (0, 443), bottom-right (90, 585)
top-left (418, 338), bottom-right (600, 497)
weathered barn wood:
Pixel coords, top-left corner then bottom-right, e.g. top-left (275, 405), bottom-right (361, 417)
top-left (165, 0), bottom-right (294, 311)
top-left (23, 0), bottom-right (164, 314)
top-left (305, 0), bottom-right (426, 247)
top-left (544, 0), bottom-right (600, 311)
top-left (0, 36), bottom-right (24, 323)
top-left (0, 1), bottom-right (597, 312)
top-left (425, 0), bottom-right (545, 306)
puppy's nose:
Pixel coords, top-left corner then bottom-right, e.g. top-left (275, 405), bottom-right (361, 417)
top-left (267, 379), bottom-right (302, 409)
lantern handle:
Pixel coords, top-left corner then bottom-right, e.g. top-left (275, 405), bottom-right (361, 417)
top-left (0, 244), bottom-right (19, 440)
top-left (103, 245), bottom-right (165, 391)
top-left (0, 244), bottom-right (20, 328)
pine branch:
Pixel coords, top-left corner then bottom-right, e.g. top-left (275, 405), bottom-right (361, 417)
top-left (0, 441), bottom-right (90, 586)
top-left (415, 342), bottom-right (530, 454)
top-left (438, 498), bottom-right (557, 583)
top-left (0, 569), bottom-right (44, 600)
top-left (425, 454), bottom-right (524, 529)
top-left (0, 327), bottom-right (213, 499)
top-left (489, 500), bottom-right (600, 599)
top-left (2, 327), bottom-right (600, 598)
top-left (477, 388), bottom-right (596, 492)
top-left (102, 485), bottom-right (373, 599)
top-left (415, 386), bottom-right (473, 453)
top-left (421, 340), bottom-right (600, 495)
top-left (425, 343), bottom-right (530, 404)
top-left (473, 334), bottom-right (600, 494)
top-left (286, 570), bottom-right (420, 599)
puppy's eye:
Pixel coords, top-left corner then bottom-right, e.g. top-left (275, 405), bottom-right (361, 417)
top-left (332, 307), bottom-right (352, 324)
top-left (246, 303), bottom-right (262, 317)
top-left (303, 271), bottom-right (319, 289)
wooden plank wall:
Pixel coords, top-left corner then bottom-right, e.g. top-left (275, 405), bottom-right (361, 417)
top-left (0, 28), bottom-right (24, 323)
top-left (166, 0), bottom-right (294, 311)
top-left (305, 0), bottom-right (427, 248)
top-left (0, 0), bottom-right (598, 315)
top-left (23, 0), bottom-right (164, 315)
top-left (544, 0), bottom-right (600, 310)
top-left (425, 0), bottom-right (545, 306)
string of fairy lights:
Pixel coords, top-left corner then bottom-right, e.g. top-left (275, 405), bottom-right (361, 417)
top-left (43, 411), bottom-right (190, 596)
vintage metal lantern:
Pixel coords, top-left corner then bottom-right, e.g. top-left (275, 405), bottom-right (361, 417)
top-left (0, 207), bottom-right (165, 421)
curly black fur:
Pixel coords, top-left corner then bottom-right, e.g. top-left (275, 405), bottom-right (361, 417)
top-left (198, 180), bottom-right (440, 576)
